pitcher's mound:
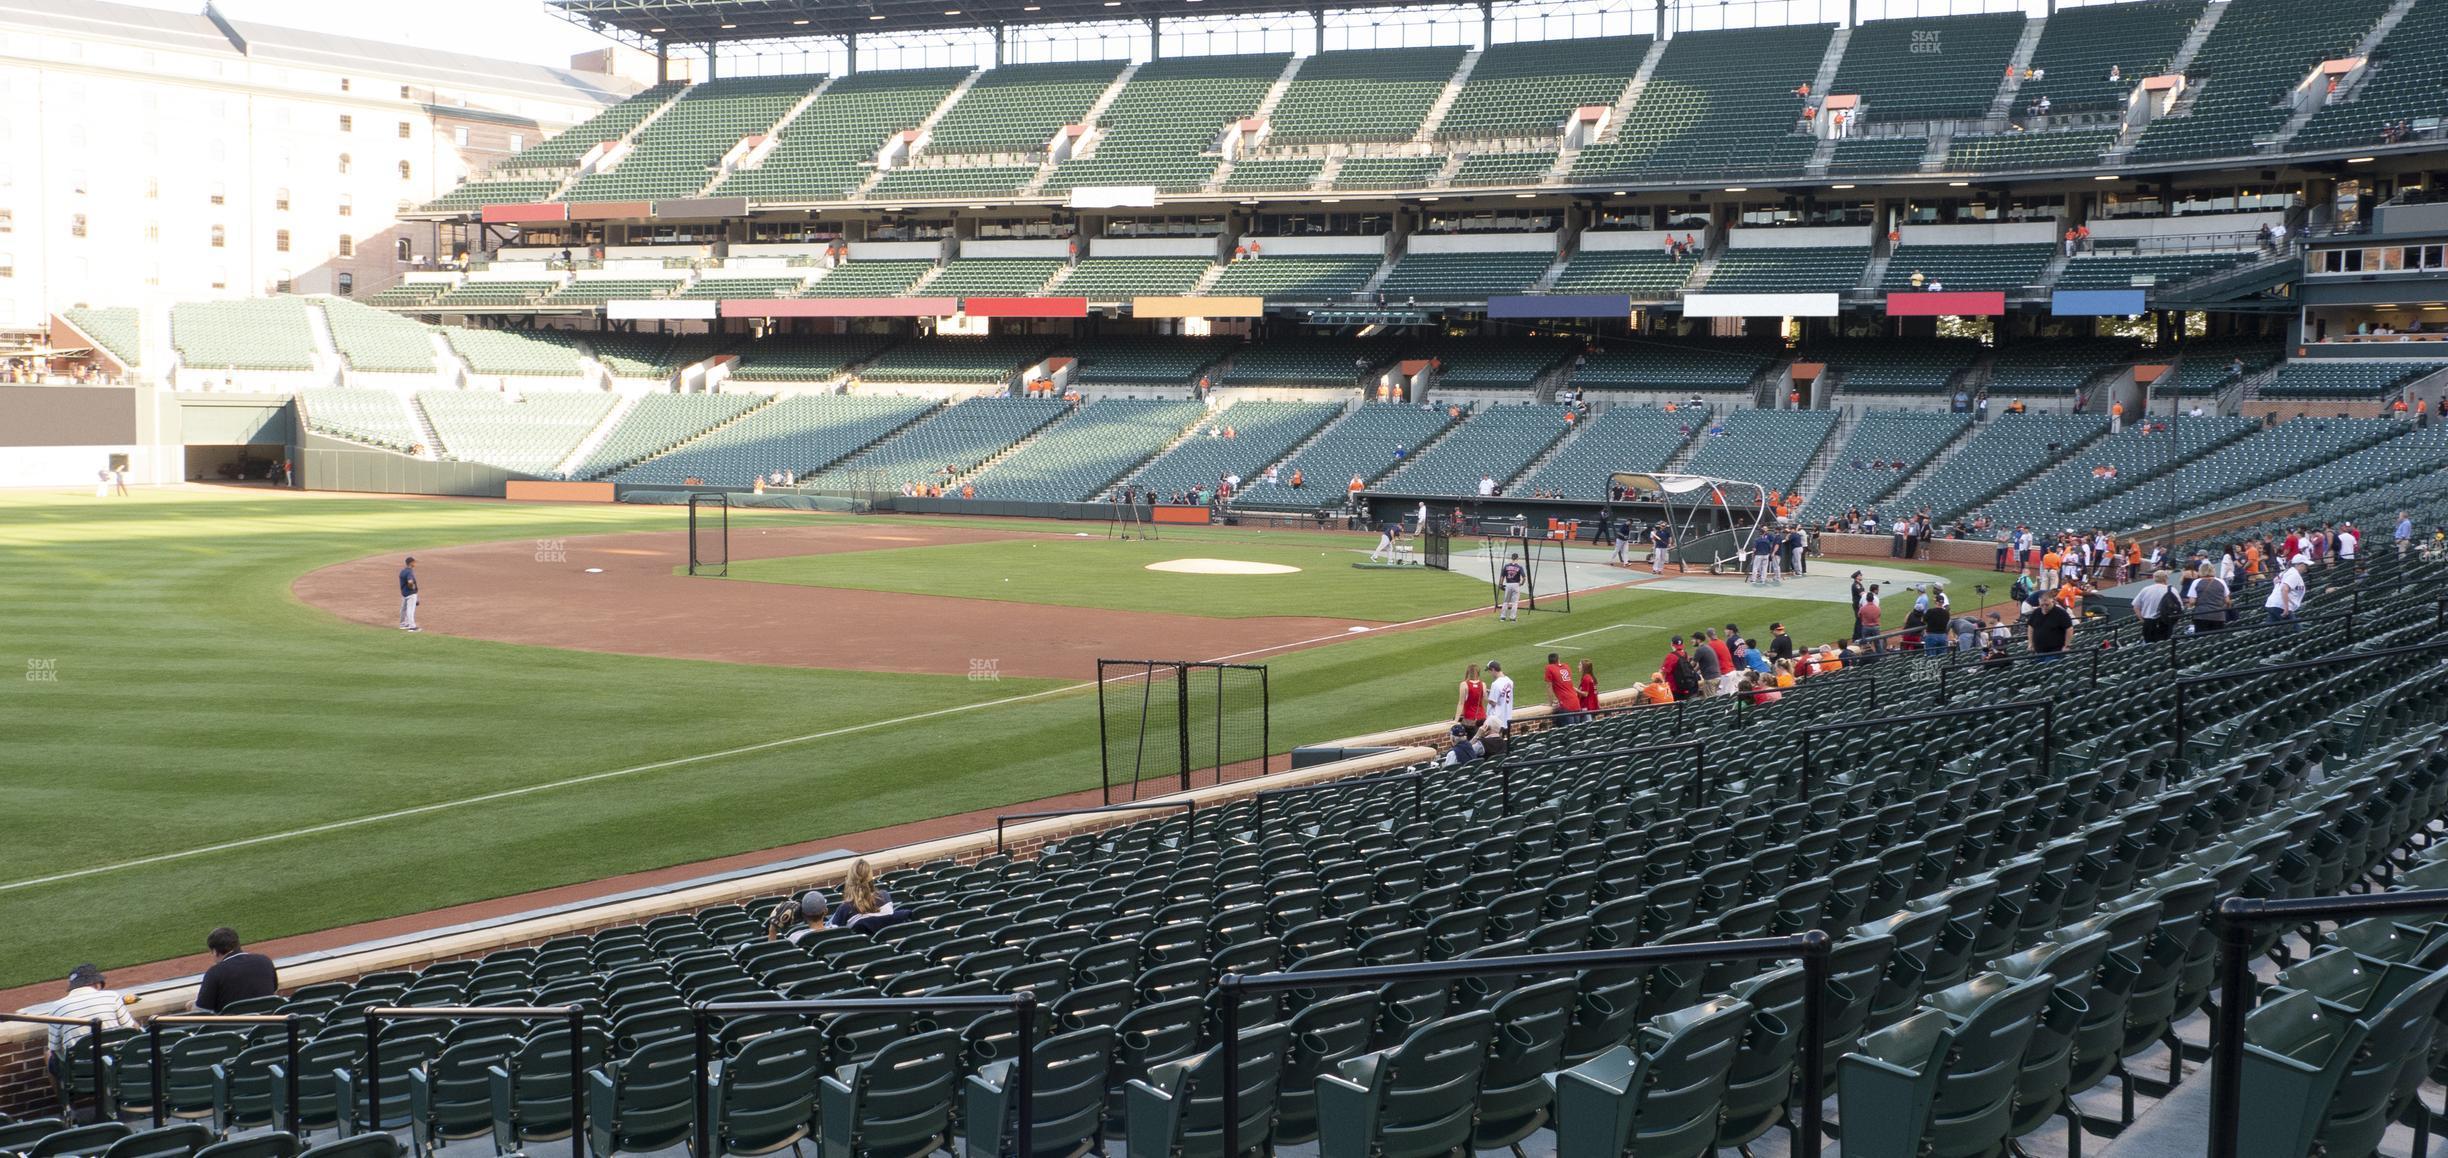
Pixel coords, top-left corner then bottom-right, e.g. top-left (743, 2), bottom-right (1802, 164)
top-left (1145, 558), bottom-right (1302, 576)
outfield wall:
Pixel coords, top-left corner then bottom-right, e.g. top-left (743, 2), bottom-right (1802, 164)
top-left (301, 430), bottom-right (524, 497)
top-left (0, 385), bottom-right (187, 488)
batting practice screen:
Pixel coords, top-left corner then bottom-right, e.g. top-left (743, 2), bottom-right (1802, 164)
top-left (1097, 659), bottom-right (1270, 802)
top-left (688, 492), bottom-right (729, 577)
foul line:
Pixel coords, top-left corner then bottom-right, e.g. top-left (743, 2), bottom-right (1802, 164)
top-left (0, 598), bottom-right (1526, 895)
top-left (1536, 622), bottom-right (1671, 647)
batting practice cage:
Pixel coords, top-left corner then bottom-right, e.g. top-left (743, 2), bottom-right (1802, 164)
top-left (1097, 659), bottom-right (1270, 802)
top-left (1476, 535), bottom-right (1572, 613)
top-left (1422, 527), bottom-right (1451, 571)
top-left (687, 492), bottom-right (729, 577)
top-left (1607, 471), bottom-right (1771, 574)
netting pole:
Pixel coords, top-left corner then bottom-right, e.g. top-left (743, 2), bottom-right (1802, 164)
top-left (1097, 661), bottom-right (1112, 806)
top-left (1260, 666), bottom-right (1271, 778)
top-left (1176, 662), bottom-right (1193, 794)
top-left (1211, 665), bottom-right (1224, 787)
top-left (1133, 665), bottom-right (1156, 802)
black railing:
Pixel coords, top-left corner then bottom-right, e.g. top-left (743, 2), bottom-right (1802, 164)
top-left (1214, 934), bottom-right (1835, 1158)
top-left (1797, 698), bottom-right (2054, 793)
top-left (1488, 738), bottom-right (1709, 811)
top-left (995, 800), bottom-right (1193, 853)
top-left (691, 995), bottom-right (1037, 1158)
top-left (147, 1013), bottom-right (304, 1133)
top-left (365, 1005), bottom-right (587, 1158)
top-left (2209, 888), bottom-right (2448, 1158)
top-left (0, 1011), bottom-right (109, 1118)
top-left (2171, 639), bottom-right (2448, 754)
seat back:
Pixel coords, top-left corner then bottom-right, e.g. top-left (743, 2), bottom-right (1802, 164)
top-left (717, 1026), bottom-right (825, 1156)
top-left (1549, 996), bottom-right (1752, 1158)
top-left (98, 1124), bottom-right (213, 1158)
top-left (1472, 978), bottom-right (1579, 1151)
top-left (1317, 1010), bottom-right (1494, 1158)
top-left (819, 1029), bottom-right (961, 1158)
top-left (1273, 991), bottom-right (1378, 1145)
top-left (588, 1036), bottom-right (698, 1157)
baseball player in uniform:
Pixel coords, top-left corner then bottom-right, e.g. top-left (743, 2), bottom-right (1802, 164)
top-left (1498, 553), bottom-right (1527, 620)
top-left (398, 556), bottom-right (421, 631)
top-left (1649, 522), bottom-right (1672, 575)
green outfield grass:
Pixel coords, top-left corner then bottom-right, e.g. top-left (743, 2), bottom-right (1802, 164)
top-left (0, 489), bottom-right (1995, 988)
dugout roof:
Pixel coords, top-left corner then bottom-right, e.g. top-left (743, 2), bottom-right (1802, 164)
top-left (550, 0), bottom-right (1470, 44)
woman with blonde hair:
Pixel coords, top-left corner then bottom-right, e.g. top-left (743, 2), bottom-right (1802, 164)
top-left (1456, 663), bottom-right (1487, 729)
top-left (826, 859), bottom-right (897, 928)
top-left (1773, 657), bottom-right (1797, 688)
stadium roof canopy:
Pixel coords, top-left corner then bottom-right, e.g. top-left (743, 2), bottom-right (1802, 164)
top-left (548, 0), bottom-right (1505, 46)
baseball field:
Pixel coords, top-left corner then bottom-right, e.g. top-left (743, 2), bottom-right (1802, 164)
top-left (0, 487), bottom-right (2001, 989)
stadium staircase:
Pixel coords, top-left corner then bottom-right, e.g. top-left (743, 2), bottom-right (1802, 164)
top-left (1360, 240), bottom-right (1404, 297)
top-left (1017, 63), bottom-right (1143, 196)
top-left (948, 411), bottom-right (1068, 489)
top-left (1873, 417), bottom-right (1983, 507)
top-left (1506, 413), bottom-right (1590, 487)
top-left (2269, 0), bottom-right (2423, 147)
top-left (550, 393), bottom-right (643, 477)
top-left (707, 77), bottom-right (840, 197)
top-left (1681, 248), bottom-right (1725, 290)
top-left (544, 87), bottom-right (690, 201)
top-left (1091, 413), bottom-right (1219, 501)
top-left (592, 395), bottom-right (780, 478)
top-left (1789, 407), bottom-right (1857, 498)
top-left (1431, 153), bottom-right (1472, 186)
top-left (1311, 156), bottom-right (1347, 189)
top-left (1985, 16), bottom-right (2053, 121)
top-left (1217, 398), bottom-right (1360, 508)
top-left (1409, 50), bottom-right (1482, 142)
top-left (850, 70), bottom-right (985, 198)
top-left (1809, 26), bottom-right (1853, 103)
top-left (300, 300), bottom-right (345, 386)
top-left (1915, 134), bottom-right (1953, 172)
top-left (2106, 1), bottom-right (2230, 159)
top-left (1248, 54), bottom-right (1307, 126)
top-left (407, 395), bottom-right (447, 459)
top-left (1585, 38), bottom-right (1670, 148)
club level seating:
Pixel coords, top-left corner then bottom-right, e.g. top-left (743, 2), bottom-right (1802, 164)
top-left (722, 67), bottom-right (974, 202)
top-left (302, 387), bottom-right (420, 450)
top-left (1945, 129), bottom-right (2121, 172)
top-left (814, 396), bottom-right (1068, 486)
top-left (1222, 159), bottom-right (1325, 192)
top-left (2296, 0), bottom-right (2448, 150)
top-left (1436, 35), bottom-right (1650, 141)
top-left (1704, 247), bottom-right (1872, 294)
top-left (1121, 401), bottom-right (1341, 497)
top-left (1881, 244), bottom-right (2054, 290)
top-left (2258, 360), bottom-right (2443, 400)
top-left (924, 60), bottom-right (1127, 156)
top-left (541, 279), bottom-right (684, 306)
top-left (320, 298), bottom-right (437, 374)
top-left (1268, 45), bottom-right (1467, 145)
top-left (726, 335), bottom-right (896, 383)
top-left (2054, 250), bottom-right (2256, 291)
top-left (1219, 338), bottom-right (1396, 386)
top-left (572, 393), bottom-right (765, 478)
top-left (1048, 257), bottom-right (1213, 299)
top-left (503, 81), bottom-right (686, 170)
top-left (1512, 406), bottom-right (1693, 498)
top-left (1068, 336), bottom-right (1235, 386)
top-left (1988, 339), bottom-right (2140, 396)
top-left (613, 395), bottom-right (933, 485)
top-left (1547, 247), bottom-right (1695, 297)
top-left (1573, 23), bottom-right (1832, 182)
top-left (419, 390), bottom-right (619, 475)
top-left (366, 282), bottom-right (450, 309)
top-left (2078, 417), bottom-right (2402, 525)
top-left (63, 306), bottom-right (141, 367)
top-left (1569, 342), bottom-right (1775, 392)
top-left (1385, 404), bottom-right (1572, 496)
top-left (1450, 151), bottom-right (1556, 186)
top-left (1234, 403), bottom-right (1452, 507)
top-left (919, 259), bottom-right (1064, 298)
top-left (1977, 415), bottom-right (2258, 531)
top-left (1815, 340), bottom-right (1981, 393)
top-left (969, 398), bottom-right (1204, 499)
top-left (1428, 339), bottom-right (1575, 389)
top-left (1831, 11), bottom-right (2027, 123)
top-left (857, 335), bottom-right (1057, 386)
top-left (430, 281), bottom-right (558, 310)
top-left (802, 261), bottom-right (935, 297)
top-left (570, 75), bottom-right (827, 202)
top-left (1892, 412), bottom-right (2106, 520)
top-left (588, 335), bottom-right (733, 379)
top-left (1205, 253), bottom-right (1380, 300)
top-left (677, 276), bottom-right (808, 300)
top-left (1378, 250), bottom-right (1553, 301)
top-left (1333, 156), bottom-right (1446, 191)
top-left (172, 298), bottom-right (318, 371)
top-left (1797, 410), bottom-right (1971, 523)
top-left (440, 328), bottom-right (587, 377)
top-left (1680, 407), bottom-right (1838, 493)
top-left (1044, 55), bottom-right (1288, 193)
top-left (2018, 0), bottom-right (2203, 116)
top-left (2126, 0), bottom-right (2394, 163)
top-left (1829, 137), bottom-right (1932, 176)
top-left (421, 178), bottom-right (561, 214)
top-left (867, 165), bottom-right (1040, 199)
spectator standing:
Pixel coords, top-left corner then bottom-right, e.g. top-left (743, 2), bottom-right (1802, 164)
top-left (2265, 558), bottom-right (2306, 626)
top-left (2398, 511), bottom-right (2416, 556)
top-left (1544, 652), bottom-right (1583, 721)
top-left (1663, 638), bottom-right (1699, 701)
top-left (1456, 663), bottom-right (1488, 728)
top-left (194, 927), bottom-right (277, 1012)
top-left (2026, 592), bottom-right (2076, 661)
top-left (1578, 660), bottom-right (1599, 713)
top-left (1485, 661), bottom-right (1515, 731)
top-left (1855, 585), bottom-right (1883, 646)
top-left (1689, 630), bottom-right (1725, 696)
top-left (2132, 570), bottom-right (2181, 642)
top-left (2187, 565), bottom-right (2231, 631)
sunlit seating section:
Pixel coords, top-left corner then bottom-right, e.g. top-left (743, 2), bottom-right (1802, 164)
top-left (1121, 401), bottom-right (1342, 497)
top-left (801, 261), bottom-right (936, 297)
top-left (726, 335), bottom-right (896, 383)
top-left (1830, 11), bottom-right (2026, 122)
top-left (588, 334), bottom-right (735, 379)
top-left (1945, 130), bottom-right (2121, 172)
top-left (321, 298), bottom-right (437, 373)
top-left (418, 390), bottom-right (617, 475)
top-left (610, 395), bottom-right (936, 486)
top-left (925, 60), bottom-right (1127, 155)
top-left (968, 398), bottom-right (1206, 499)
top-left (1205, 253), bottom-right (1382, 299)
top-left (172, 298), bottom-right (318, 371)
top-left (858, 335), bottom-right (1060, 385)
top-left (1573, 23), bottom-right (1831, 182)
top-left (716, 68), bottom-right (972, 202)
top-left (1435, 35), bottom-right (1650, 141)
top-left (301, 388), bottom-right (420, 450)
top-left (1044, 55), bottom-right (1288, 192)
top-left (503, 81), bottom-right (686, 170)
top-left (569, 75), bottom-right (826, 201)
top-left (814, 396), bottom-right (1070, 486)
top-left (64, 307), bottom-right (142, 367)
top-left (1068, 336), bottom-right (1235, 387)
top-left (440, 327), bottom-right (588, 377)
top-left (1267, 46), bottom-right (1466, 145)
top-left (1385, 404), bottom-right (1574, 495)
top-left (920, 259), bottom-right (1065, 298)
top-left (573, 393), bottom-right (765, 479)
top-left (1547, 247), bottom-right (1696, 297)
top-left (2018, 0), bottom-right (2204, 114)
top-left (1048, 257), bottom-right (1214, 299)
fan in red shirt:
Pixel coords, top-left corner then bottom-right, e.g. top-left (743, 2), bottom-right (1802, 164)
top-left (1576, 660), bottom-right (1599, 713)
top-left (1545, 652), bottom-right (1583, 721)
top-left (1455, 663), bottom-right (1487, 727)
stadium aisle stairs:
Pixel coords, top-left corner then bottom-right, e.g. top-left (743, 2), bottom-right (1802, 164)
top-left (1225, 398), bottom-right (1357, 498)
top-left (300, 303), bottom-right (342, 383)
top-left (606, 394), bottom-right (779, 476)
top-left (1409, 49), bottom-right (1481, 141)
top-left (1018, 64), bottom-right (1143, 197)
top-left (1985, 15), bottom-right (2052, 120)
top-left (550, 393), bottom-right (642, 477)
top-left (2270, 0), bottom-right (2423, 146)
top-left (542, 87), bottom-right (690, 201)
top-left (408, 394), bottom-right (446, 458)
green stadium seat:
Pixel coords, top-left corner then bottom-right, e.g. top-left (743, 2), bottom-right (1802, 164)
top-left (1045, 56), bottom-right (1287, 194)
top-left (921, 259), bottom-right (1064, 298)
top-left (1946, 129), bottom-right (2120, 172)
top-left (540, 279), bottom-right (684, 306)
top-left (926, 60), bottom-right (1127, 156)
top-left (1332, 157), bottom-right (1445, 191)
top-left (1704, 247), bottom-right (1871, 294)
top-left (814, 397), bottom-right (1067, 490)
top-left (2127, 0), bottom-right (2396, 163)
top-left (963, 1026), bottom-right (1113, 1158)
top-left (172, 298), bottom-right (318, 372)
top-left (2296, 0), bottom-right (2448, 150)
top-left (501, 82), bottom-right (687, 172)
top-left (1681, 408), bottom-right (1839, 493)
top-left (968, 399), bottom-right (1205, 500)
top-left (803, 261), bottom-right (936, 297)
top-left (2257, 360), bottom-right (2439, 400)
top-left (1835, 972), bottom-right (2057, 1158)
top-left (1069, 336), bottom-right (1234, 386)
top-left (1573, 24), bottom-right (1829, 183)
top-left (1123, 401), bottom-right (1339, 499)
top-left (817, 1030), bottom-right (960, 1158)
top-left (2019, 1), bottom-right (2204, 114)
top-left (678, 276), bottom-right (810, 300)
top-left (1881, 244), bottom-right (2053, 290)
top-left (1267, 46), bottom-right (1466, 145)
top-left (417, 391), bottom-right (616, 475)
top-left (367, 282), bottom-right (452, 309)
top-left (1796, 410), bottom-right (1969, 523)
top-left (1378, 250), bottom-right (1551, 301)
top-left (574, 76), bottom-right (829, 203)
top-left (726, 335), bottom-right (896, 383)
top-left (867, 165), bottom-right (1040, 199)
top-left (1122, 1022), bottom-right (1290, 1158)
top-left (1547, 247), bottom-right (1695, 298)
top-left (1830, 12), bottom-right (2026, 124)
top-left (321, 299), bottom-right (437, 374)
top-left (586, 334), bottom-right (734, 379)
top-left (1514, 407), bottom-right (1692, 498)
top-left (1436, 36), bottom-right (1650, 142)
top-left (858, 335), bottom-right (1057, 386)
top-left (431, 281), bottom-right (559, 311)
top-left (64, 306), bottom-right (142, 367)
top-left (1221, 159), bottom-right (1324, 192)
top-left (1811, 338), bottom-right (1981, 392)
top-left (1205, 253), bottom-right (1380, 300)
top-left (1050, 257), bottom-right (1214, 299)
top-left (1569, 341), bottom-right (1774, 392)
top-left (1547, 998), bottom-right (1751, 1158)
top-left (1385, 405), bottom-right (1572, 497)
top-left (440, 328), bottom-right (587, 377)
top-left (2237, 968), bottom-right (2448, 1158)
top-left (1829, 137), bottom-right (1932, 176)
top-left (1313, 1011), bottom-right (1493, 1158)
top-left (421, 179), bottom-right (564, 215)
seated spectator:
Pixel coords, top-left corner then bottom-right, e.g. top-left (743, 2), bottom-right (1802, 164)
top-left (1638, 671), bottom-right (1675, 704)
top-left (194, 927), bottom-right (277, 1012)
top-left (768, 889), bottom-right (834, 944)
top-left (32, 964), bottom-right (134, 1082)
top-left (828, 859), bottom-right (902, 931)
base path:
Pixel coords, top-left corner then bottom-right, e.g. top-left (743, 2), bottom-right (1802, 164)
top-left (292, 517), bottom-right (1390, 679)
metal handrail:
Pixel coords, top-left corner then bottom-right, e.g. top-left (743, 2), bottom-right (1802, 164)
top-left (364, 1004), bottom-right (587, 1158)
top-left (2209, 888), bottom-right (2448, 1157)
top-left (692, 995), bottom-right (1036, 1158)
top-left (1214, 933), bottom-right (1834, 1158)
top-left (996, 800), bottom-right (1192, 854)
top-left (146, 1013), bottom-right (303, 1133)
top-left (0, 1011), bottom-right (109, 1119)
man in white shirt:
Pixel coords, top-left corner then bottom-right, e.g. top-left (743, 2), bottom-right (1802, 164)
top-left (2337, 524), bottom-right (2359, 561)
top-left (1484, 660), bottom-right (1515, 733)
top-left (1478, 475), bottom-right (1496, 497)
top-left (2131, 570), bottom-right (2180, 642)
top-left (2217, 548), bottom-right (2238, 585)
top-left (1415, 501), bottom-right (1430, 535)
top-left (2265, 560), bottom-right (2306, 626)
top-left (36, 964), bottom-right (134, 1080)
